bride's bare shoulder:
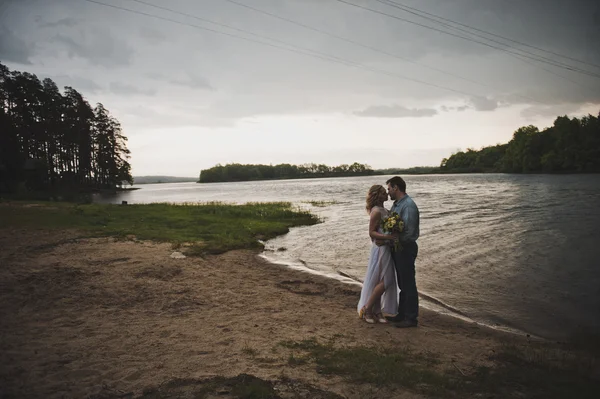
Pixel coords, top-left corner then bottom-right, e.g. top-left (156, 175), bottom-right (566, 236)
top-left (369, 206), bottom-right (383, 216)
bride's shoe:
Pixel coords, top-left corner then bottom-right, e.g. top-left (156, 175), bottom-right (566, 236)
top-left (375, 312), bottom-right (388, 324)
top-left (360, 307), bottom-right (376, 324)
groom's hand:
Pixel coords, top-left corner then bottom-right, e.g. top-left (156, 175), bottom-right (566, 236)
top-left (375, 239), bottom-right (387, 247)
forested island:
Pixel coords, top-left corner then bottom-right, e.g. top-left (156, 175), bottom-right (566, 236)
top-left (198, 162), bottom-right (380, 183)
top-left (0, 62), bottom-right (132, 198)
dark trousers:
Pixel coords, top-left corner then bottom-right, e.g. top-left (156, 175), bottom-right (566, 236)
top-left (393, 241), bottom-right (419, 321)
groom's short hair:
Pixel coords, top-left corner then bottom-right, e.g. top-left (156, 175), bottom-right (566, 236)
top-left (386, 176), bottom-right (406, 193)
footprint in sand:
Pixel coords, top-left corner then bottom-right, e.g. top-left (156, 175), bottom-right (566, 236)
top-left (276, 280), bottom-right (328, 296)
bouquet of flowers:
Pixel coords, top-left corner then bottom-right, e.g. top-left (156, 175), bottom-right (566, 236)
top-left (382, 211), bottom-right (404, 251)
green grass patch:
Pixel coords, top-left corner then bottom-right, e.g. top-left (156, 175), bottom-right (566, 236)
top-left (279, 338), bottom-right (449, 393)
top-left (0, 201), bottom-right (320, 255)
top-left (287, 352), bottom-right (309, 366)
top-left (278, 338), bottom-right (600, 398)
top-left (242, 341), bottom-right (259, 358)
top-left (138, 374), bottom-right (277, 399)
top-left (136, 374), bottom-right (343, 399)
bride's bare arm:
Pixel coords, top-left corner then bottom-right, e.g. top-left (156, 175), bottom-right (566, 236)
top-left (369, 209), bottom-right (396, 241)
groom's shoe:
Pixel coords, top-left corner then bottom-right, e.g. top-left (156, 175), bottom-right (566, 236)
top-left (394, 319), bottom-right (418, 328)
top-left (385, 314), bottom-right (404, 323)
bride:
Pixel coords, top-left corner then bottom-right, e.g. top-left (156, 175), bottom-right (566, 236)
top-left (357, 184), bottom-right (399, 324)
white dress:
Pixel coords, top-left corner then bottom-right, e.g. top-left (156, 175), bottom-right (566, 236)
top-left (357, 206), bottom-right (399, 316)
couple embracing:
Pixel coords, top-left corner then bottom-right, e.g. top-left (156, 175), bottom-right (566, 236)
top-left (357, 176), bottom-right (420, 328)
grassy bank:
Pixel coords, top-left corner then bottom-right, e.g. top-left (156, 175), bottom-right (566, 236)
top-left (0, 201), bottom-right (319, 255)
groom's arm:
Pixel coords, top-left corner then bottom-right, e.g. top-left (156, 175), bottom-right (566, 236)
top-left (400, 203), bottom-right (419, 242)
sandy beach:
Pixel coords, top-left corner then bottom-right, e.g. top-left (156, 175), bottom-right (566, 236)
top-left (0, 228), bottom-right (592, 398)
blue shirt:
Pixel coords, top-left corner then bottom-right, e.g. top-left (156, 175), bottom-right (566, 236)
top-left (390, 194), bottom-right (420, 243)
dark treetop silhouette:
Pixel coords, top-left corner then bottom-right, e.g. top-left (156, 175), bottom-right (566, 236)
top-left (0, 61), bottom-right (133, 194)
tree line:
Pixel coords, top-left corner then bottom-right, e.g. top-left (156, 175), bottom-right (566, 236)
top-left (440, 113), bottom-right (600, 173)
top-left (377, 166), bottom-right (439, 175)
top-left (0, 62), bottom-right (132, 195)
top-left (198, 162), bottom-right (380, 183)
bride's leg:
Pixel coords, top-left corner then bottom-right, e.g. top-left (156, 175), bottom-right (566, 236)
top-left (372, 300), bottom-right (381, 315)
top-left (365, 280), bottom-right (385, 311)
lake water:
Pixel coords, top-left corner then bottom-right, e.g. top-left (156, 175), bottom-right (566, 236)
top-left (93, 174), bottom-right (600, 340)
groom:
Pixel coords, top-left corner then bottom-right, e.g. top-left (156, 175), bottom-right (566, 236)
top-left (386, 176), bottom-right (420, 328)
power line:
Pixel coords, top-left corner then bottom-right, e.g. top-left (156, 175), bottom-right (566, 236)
top-left (84, 0), bottom-right (361, 68)
top-left (220, 0), bottom-right (545, 104)
top-left (374, 0), bottom-right (600, 80)
top-left (512, 53), bottom-right (591, 90)
top-left (126, 0), bottom-right (352, 65)
top-left (84, 0), bottom-right (493, 99)
top-left (377, 0), bottom-right (600, 70)
top-left (220, 0), bottom-right (490, 89)
top-left (374, 0), bottom-right (600, 77)
top-left (374, 0), bottom-right (599, 92)
top-left (332, 0), bottom-right (600, 79)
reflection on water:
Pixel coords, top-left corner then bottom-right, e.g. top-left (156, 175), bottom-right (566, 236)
top-left (95, 174), bottom-right (600, 340)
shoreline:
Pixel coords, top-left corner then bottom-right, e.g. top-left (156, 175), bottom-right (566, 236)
top-left (194, 171), bottom-right (600, 185)
top-left (260, 251), bottom-right (538, 341)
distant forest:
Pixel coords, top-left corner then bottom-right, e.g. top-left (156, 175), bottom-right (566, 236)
top-left (0, 62), bottom-right (132, 195)
top-left (199, 112), bottom-right (600, 183)
top-left (440, 113), bottom-right (600, 173)
top-left (133, 176), bottom-right (198, 184)
top-left (198, 162), bottom-right (380, 183)
top-left (377, 166), bottom-right (439, 175)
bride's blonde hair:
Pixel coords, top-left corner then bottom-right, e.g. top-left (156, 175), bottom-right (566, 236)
top-left (366, 184), bottom-right (385, 213)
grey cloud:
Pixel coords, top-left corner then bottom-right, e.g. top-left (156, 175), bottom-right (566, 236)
top-left (169, 74), bottom-right (214, 91)
top-left (271, 0), bottom-right (600, 63)
top-left (354, 104), bottom-right (438, 118)
top-left (147, 72), bottom-right (214, 91)
top-left (48, 74), bottom-right (102, 94)
top-left (40, 17), bottom-right (78, 28)
top-left (121, 105), bottom-right (154, 118)
top-left (3, 0), bottom-right (598, 122)
top-left (118, 105), bottom-right (221, 129)
top-left (145, 72), bottom-right (163, 80)
top-left (409, 0), bottom-right (600, 62)
top-left (520, 103), bottom-right (585, 119)
top-left (109, 82), bottom-right (156, 96)
top-left (208, 93), bottom-right (346, 122)
top-left (440, 104), bottom-right (470, 112)
top-left (54, 31), bottom-right (134, 67)
top-left (469, 96), bottom-right (498, 111)
top-left (518, 82), bottom-right (600, 107)
top-left (0, 25), bottom-right (33, 64)
top-left (139, 27), bottom-right (167, 44)
top-left (189, 92), bottom-right (320, 126)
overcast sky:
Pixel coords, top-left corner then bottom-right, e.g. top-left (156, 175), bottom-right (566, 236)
top-left (1, 0), bottom-right (599, 176)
